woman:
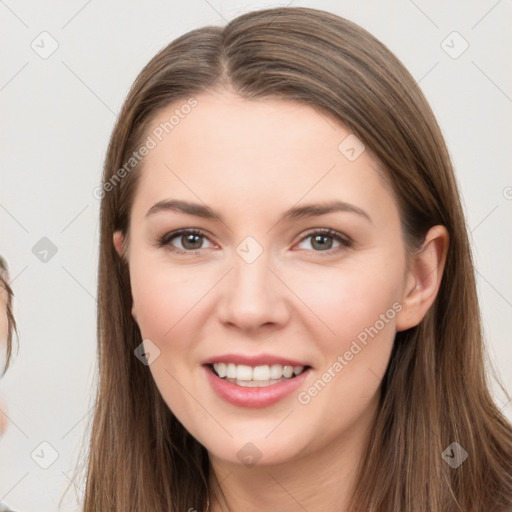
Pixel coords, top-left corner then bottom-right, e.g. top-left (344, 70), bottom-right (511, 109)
top-left (0, 256), bottom-right (20, 512)
top-left (78, 6), bottom-right (512, 511)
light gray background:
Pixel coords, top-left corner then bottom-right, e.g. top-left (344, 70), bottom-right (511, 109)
top-left (1, 1), bottom-right (511, 510)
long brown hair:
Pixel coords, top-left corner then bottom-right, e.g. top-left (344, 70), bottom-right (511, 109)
top-left (76, 7), bottom-right (512, 511)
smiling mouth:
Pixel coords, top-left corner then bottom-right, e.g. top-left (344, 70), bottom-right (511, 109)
top-left (207, 362), bottom-right (311, 388)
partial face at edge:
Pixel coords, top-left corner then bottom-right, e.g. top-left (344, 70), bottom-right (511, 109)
top-left (0, 281), bottom-right (10, 437)
top-left (114, 90), bottom-right (445, 468)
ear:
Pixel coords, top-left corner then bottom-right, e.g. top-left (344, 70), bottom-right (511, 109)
top-left (396, 225), bottom-right (449, 332)
top-left (113, 230), bottom-right (125, 258)
top-left (112, 231), bottom-right (137, 322)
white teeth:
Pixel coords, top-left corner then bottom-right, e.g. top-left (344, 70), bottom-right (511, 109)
top-left (236, 364), bottom-right (253, 381)
top-left (253, 365), bottom-right (270, 380)
top-left (226, 363), bottom-right (237, 379)
top-left (212, 362), bottom-right (307, 381)
top-left (282, 366), bottom-right (294, 378)
top-left (215, 362), bottom-right (227, 378)
top-left (270, 364), bottom-right (282, 380)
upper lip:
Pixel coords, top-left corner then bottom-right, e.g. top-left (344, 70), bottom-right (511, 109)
top-left (202, 353), bottom-right (310, 367)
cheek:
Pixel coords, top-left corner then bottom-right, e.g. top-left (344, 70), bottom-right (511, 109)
top-left (131, 272), bottom-right (172, 339)
top-left (291, 267), bottom-right (400, 445)
top-left (129, 261), bottom-right (208, 420)
top-left (285, 255), bottom-right (402, 423)
top-left (285, 254), bottom-right (403, 351)
top-left (130, 255), bottom-right (209, 341)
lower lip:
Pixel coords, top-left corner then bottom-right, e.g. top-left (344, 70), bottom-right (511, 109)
top-left (204, 365), bottom-right (311, 408)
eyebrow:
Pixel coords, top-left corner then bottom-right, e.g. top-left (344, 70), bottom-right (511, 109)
top-left (146, 199), bottom-right (372, 224)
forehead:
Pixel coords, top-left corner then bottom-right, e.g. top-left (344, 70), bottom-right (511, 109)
top-left (147, 90), bottom-right (350, 158)
top-left (132, 91), bottom-right (394, 217)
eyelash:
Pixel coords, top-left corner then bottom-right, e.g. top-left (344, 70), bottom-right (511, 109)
top-left (156, 228), bottom-right (353, 256)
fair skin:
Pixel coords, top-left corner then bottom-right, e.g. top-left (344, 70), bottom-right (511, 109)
top-left (114, 90), bottom-right (448, 512)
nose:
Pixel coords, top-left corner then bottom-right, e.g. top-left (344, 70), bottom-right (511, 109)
top-left (217, 249), bottom-right (291, 333)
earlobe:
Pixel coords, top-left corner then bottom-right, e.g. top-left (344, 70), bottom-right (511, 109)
top-left (396, 225), bottom-right (449, 332)
top-left (113, 231), bottom-right (124, 258)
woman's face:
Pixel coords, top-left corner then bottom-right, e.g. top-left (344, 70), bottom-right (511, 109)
top-left (119, 90), bottom-right (414, 468)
